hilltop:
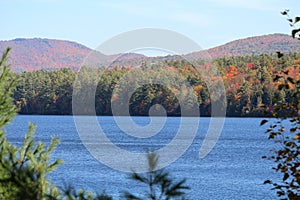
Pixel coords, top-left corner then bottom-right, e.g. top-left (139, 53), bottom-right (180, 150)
top-left (0, 38), bottom-right (92, 72)
top-left (1, 33), bottom-right (300, 72)
top-left (0, 38), bottom-right (145, 72)
top-left (208, 33), bottom-right (300, 57)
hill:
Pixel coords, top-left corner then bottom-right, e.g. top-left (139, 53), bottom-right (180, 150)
top-left (210, 33), bottom-right (300, 56)
top-left (1, 33), bottom-right (300, 71)
top-left (0, 38), bottom-right (94, 72)
top-left (196, 33), bottom-right (300, 59)
top-left (0, 38), bottom-right (146, 72)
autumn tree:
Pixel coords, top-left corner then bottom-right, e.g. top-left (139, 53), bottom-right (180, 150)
top-left (261, 10), bottom-right (300, 199)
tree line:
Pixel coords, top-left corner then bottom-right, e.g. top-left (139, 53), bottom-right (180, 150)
top-left (0, 47), bottom-right (190, 199)
top-left (11, 52), bottom-right (300, 117)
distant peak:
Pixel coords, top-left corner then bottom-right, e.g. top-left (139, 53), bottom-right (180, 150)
top-left (12, 38), bottom-right (27, 42)
top-left (2, 33), bottom-right (300, 72)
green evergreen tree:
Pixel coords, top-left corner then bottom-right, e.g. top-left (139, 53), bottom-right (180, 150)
top-left (0, 48), bottom-right (112, 200)
top-left (123, 153), bottom-right (190, 200)
top-left (0, 47), bottom-right (62, 199)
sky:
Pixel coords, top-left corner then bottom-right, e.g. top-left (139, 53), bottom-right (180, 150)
top-left (1, 0), bottom-right (300, 54)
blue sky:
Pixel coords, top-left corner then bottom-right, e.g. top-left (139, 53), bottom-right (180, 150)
top-left (1, 0), bottom-right (300, 52)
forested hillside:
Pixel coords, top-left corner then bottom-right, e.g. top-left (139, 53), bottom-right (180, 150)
top-left (187, 33), bottom-right (300, 59)
top-left (0, 38), bottom-right (92, 72)
top-left (1, 33), bottom-right (300, 72)
top-left (13, 52), bottom-right (300, 117)
top-left (0, 38), bottom-right (146, 72)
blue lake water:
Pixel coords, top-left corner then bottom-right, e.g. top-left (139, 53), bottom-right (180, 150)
top-left (4, 116), bottom-right (279, 199)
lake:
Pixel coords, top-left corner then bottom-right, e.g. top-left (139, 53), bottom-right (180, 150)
top-left (5, 116), bottom-right (279, 199)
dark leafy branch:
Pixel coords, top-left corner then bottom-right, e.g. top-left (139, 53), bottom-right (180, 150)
top-left (261, 10), bottom-right (300, 200)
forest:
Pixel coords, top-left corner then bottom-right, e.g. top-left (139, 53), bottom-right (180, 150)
top-left (12, 52), bottom-right (300, 117)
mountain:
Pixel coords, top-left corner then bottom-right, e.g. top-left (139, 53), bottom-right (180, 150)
top-left (1, 33), bottom-right (300, 72)
top-left (0, 38), bottom-right (93, 72)
top-left (187, 33), bottom-right (300, 60)
top-left (0, 38), bottom-right (146, 72)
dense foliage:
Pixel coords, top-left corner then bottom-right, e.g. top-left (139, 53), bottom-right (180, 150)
top-left (1, 34), bottom-right (300, 72)
top-left (261, 10), bottom-right (300, 200)
top-left (0, 47), bottom-right (61, 199)
top-left (0, 48), bottom-right (112, 199)
top-left (0, 48), bottom-right (189, 200)
top-left (11, 52), bottom-right (300, 117)
top-left (261, 64), bottom-right (300, 199)
top-left (0, 38), bottom-right (92, 72)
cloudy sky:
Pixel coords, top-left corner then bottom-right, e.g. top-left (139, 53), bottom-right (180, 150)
top-left (1, 0), bottom-right (300, 52)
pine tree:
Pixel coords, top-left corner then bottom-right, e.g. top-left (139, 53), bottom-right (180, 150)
top-left (0, 47), bottom-right (63, 199)
top-left (123, 152), bottom-right (190, 200)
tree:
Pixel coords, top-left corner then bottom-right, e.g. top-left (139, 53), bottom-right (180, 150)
top-left (123, 152), bottom-right (190, 200)
top-left (281, 9), bottom-right (300, 39)
top-left (261, 63), bottom-right (300, 199)
top-left (0, 47), bottom-right (62, 199)
top-left (261, 11), bottom-right (300, 199)
top-left (0, 48), bottom-right (112, 200)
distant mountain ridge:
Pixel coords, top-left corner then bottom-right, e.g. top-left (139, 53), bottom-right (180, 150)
top-left (1, 33), bottom-right (300, 72)
top-left (0, 38), bottom-right (92, 72)
top-left (186, 33), bottom-right (300, 60)
top-left (0, 38), bottom-right (146, 72)
top-left (207, 33), bottom-right (300, 58)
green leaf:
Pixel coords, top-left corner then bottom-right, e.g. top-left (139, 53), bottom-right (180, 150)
top-left (131, 173), bottom-right (148, 184)
top-left (281, 10), bottom-right (289, 15)
top-left (264, 180), bottom-right (272, 184)
top-left (295, 16), bottom-right (300, 24)
top-left (278, 84), bottom-right (285, 90)
top-left (277, 191), bottom-right (285, 196)
top-left (260, 119), bottom-right (268, 126)
top-left (292, 28), bottom-right (300, 38)
top-left (273, 75), bottom-right (282, 81)
top-left (276, 51), bottom-right (284, 58)
top-left (287, 77), bottom-right (295, 84)
top-left (285, 83), bottom-right (290, 89)
top-left (269, 133), bottom-right (275, 139)
top-left (283, 173), bottom-right (289, 181)
top-left (290, 127), bottom-right (297, 133)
